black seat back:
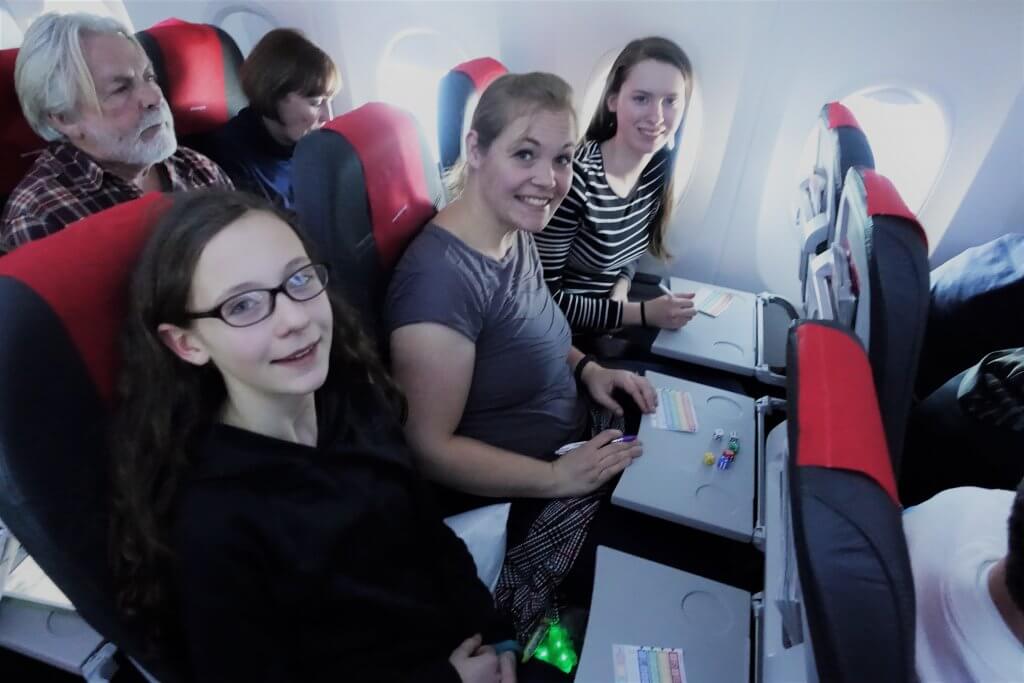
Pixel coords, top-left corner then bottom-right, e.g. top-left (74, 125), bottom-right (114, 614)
top-left (786, 319), bottom-right (917, 683)
top-left (292, 102), bottom-right (444, 350)
top-left (0, 195), bottom-right (185, 681)
top-left (834, 167), bottom-right (930, 470)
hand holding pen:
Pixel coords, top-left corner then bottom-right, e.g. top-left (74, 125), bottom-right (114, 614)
top-left (550, 430), bottom-right (642, 497)
top-left (644, 284), bottom-right (696, 330)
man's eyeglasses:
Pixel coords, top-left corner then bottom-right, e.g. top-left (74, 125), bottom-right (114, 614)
top-left (185, 263), bottom-right (330, 328)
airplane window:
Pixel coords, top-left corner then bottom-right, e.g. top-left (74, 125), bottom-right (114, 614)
top-left (842, 87), bottom-right (947, 214)
top-left (795, 87), bottom-right (948, 215)
top-left (0, 4), bottom-right (23, 48)
top-left (215, 8), bottom-right (276, 55)
top-left (580, 47), bottom-right (703, 204)
top-left (377, 28), bottom-right (466, 163)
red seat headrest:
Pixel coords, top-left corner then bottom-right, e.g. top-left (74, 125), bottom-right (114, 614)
top-left (0, 193), bottom-right (171, 403)
top-left (452, 57), bottom-right (508, 91)
top-left (847, 167), bottom-right (927, 248)
top-left (824, 101), bottom-right (862, 131)
top-left (319, 102), bottom-right (441, 270)
top-left (136, 19), bottom-right (246, 138)
top-left (1, 47), bottom-right (46, 203)
top-left (292, 102), bottom-right (443, 339)
top-left (437, 57), bottom-right (508, 170)
top-left (788, 320), bottom-right (899, 504)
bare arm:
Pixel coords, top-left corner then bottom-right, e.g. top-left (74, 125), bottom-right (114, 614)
top-left (391, 322), bottom-right (561, 498)
top-left (392, 324), bottom-right (641, 499)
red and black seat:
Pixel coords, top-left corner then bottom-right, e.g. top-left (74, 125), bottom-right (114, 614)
top-left (135, 18), bottom-right (247, 156)
top-left (795, 101), bottom-right (874, 299)
top-left (0, 46), bottom-right (46, 227)
top-left (830, 167), bottom-right (929, 472)
top-left (437, 57), bottom-right (507, 172)
top-left (785, 319), bottom-right (915, 683)
top-left (0, 194), bottom-right (185, 680)
top-left (292, 102), bottom-right (444, 348)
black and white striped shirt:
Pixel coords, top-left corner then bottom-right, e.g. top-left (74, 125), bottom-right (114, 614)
top-left (535, 140), bottom-right (669, 332)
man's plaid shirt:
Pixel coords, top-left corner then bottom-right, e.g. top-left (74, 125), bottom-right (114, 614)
top-left (1, 140), bottom-right (233, 252)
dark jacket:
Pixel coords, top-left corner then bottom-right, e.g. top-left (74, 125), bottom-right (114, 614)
top-left (172, 423), bottom-right (508, 682)
top-left (205, 107), bottom-right (295, 208)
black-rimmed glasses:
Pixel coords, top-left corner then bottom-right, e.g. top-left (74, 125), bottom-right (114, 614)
top-left (185, 263), bottom-right (330, 328)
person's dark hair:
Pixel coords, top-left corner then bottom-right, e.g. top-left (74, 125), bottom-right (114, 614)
top-left (1007, 477), bottom-right (1024, 614)
top-left (240, 28), bottom-right (339, 121)
top-left (586, 37), bottom-right (693, 259)
top-left (109, 189), bottom-right (402, 649)
top-left (446, 71), bottom-right (576, 198)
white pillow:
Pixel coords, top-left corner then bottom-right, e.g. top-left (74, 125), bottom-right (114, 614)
top-left (443, 503), bottom-right (510, 593)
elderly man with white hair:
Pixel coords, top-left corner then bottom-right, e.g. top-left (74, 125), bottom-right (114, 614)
top-left (0, 12), bottom-right (232, 252)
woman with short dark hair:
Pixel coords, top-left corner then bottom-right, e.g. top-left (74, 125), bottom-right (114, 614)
top-left (206, 29), bottom-right (339, 208)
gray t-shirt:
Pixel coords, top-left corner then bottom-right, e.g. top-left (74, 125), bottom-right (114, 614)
top-left (387, 223), bottom-right (587, 457)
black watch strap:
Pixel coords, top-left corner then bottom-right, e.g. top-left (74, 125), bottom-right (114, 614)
top-left (574, 354), bottom-right (596, 384)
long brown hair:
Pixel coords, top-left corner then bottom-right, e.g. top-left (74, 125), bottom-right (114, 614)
top-left (108, 190), bottom-right (403, 650)
top-left (446, 71), bottom-right (576, 198)
top-left (586, 37), bottom-right (693, 259)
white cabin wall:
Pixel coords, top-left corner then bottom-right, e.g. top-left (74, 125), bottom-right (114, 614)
top-left (125, 2), bottom-right (501, 129)
top-left (495, 0), bottom-right (777, 289)
top-left (931, 86), bottom-right (1024, 268)
top-left (495, 1), bottom-right (1022, 301)
top-left (18, 0), bottom-right (1018, 299)
top-left (730, 0), bottom-right (1022, 299)
top-left (306, 1), bottom-right (500, 116)
top-left (1, 0), bottom-right (26, 47)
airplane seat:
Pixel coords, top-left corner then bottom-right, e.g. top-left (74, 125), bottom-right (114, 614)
top-left (786, 319), bottom-right (916, 683)
top-left (576, 321), bottom-right (914, 683)
top-left (437, 57), bottom-right (507, 173)
top-left (808, 167), bottom-right (929, 473)
top-left (795, 101), bottom-right (874, 302)
top-left (0, 47), bottom-right (47, 230)
top-left (292, 102), bottom-right (443, 352)
top-left (135, 18), bottom-right (247, 158)
top-left (646, 103), bottom-right (870, 388)
top-left (292, 103), bottom-right (511, 591)
top-left (0, 194), bottom-right (187, 681)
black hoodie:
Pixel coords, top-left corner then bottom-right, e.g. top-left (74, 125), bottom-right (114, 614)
top-left (172, 423), bottom-right (509, 682)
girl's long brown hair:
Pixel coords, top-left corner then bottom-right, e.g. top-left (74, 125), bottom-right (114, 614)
top-left (108, 190), bottom-right (404, 651)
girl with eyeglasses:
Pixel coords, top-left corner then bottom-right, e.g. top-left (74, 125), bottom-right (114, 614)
top-left (533, 37), bottom-right (697, 334)
top-left (109, 190), bottom-right (516, 682)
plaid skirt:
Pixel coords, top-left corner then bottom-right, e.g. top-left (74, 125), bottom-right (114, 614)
top-left (493, 405), bottom-right (624, 642)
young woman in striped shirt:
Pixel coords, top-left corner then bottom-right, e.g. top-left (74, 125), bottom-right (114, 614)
top-left (535, 37), bottom-right (697, 333)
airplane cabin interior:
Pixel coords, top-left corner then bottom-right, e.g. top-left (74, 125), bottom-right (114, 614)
top-left (0, 1), bottom-right (1022, 682)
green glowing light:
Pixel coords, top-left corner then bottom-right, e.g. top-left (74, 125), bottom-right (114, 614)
top-left (530, 620), bottom-right (578, 674)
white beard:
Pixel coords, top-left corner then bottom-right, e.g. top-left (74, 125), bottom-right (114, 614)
top-left (89, 99), bottom-right (178, 166)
